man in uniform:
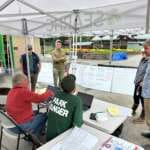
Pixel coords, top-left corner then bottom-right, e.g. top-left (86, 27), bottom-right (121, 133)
top-left (51, 40), bottom-right (66, 87)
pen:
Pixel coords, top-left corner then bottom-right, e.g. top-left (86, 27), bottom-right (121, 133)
top-left (96, 111), bottom-right (105, 114)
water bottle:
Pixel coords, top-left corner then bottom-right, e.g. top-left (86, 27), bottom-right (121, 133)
top-left (114, 144), bottom-right (123, 150)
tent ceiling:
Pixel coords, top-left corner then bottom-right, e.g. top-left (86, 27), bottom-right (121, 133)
top-left (0, 0), bottom-right (148, 37)
top-left (0, 0), bottom-right (136, 13)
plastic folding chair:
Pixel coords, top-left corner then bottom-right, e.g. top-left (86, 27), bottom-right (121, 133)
top-left (0, 111), bottom-right (42, 150)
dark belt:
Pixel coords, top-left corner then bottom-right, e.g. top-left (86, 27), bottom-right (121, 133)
top-left (54, 62), bottom-right (64, 64)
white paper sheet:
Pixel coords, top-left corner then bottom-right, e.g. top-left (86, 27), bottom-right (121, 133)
top-left (51, 127), bottom-right (98, 150)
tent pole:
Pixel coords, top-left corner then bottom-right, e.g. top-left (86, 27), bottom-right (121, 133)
top-left (75, 32), bottom-right (78, 62)
top-left (22, 18), bottom-right (31, 90)
top-left (6, 36), bottom-right (10, 72)
top-left (74, 9), bottom-right (79, 62)
top-left (7, 35), bottom-right (14, 75)
top-left (43, 38), bottom-right (45, 56)
top-left (71, 10), bottom-right (79, 74)
top-left (109, 30), bottom-right (114, 65)
top-left (80, 35), bottom-right (82, 50)
top-left (69, 37), bottom-right (72, 50)
top-left (0, 0), bottom-right (15, 11)
top-left (146, 0), bottom-right (150, 33)
top-left (73, 34), bottom-right (75, 57)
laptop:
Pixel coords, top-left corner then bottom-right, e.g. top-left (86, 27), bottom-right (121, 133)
top-left (77, 92), bottom-right (93, 111)
top-left (0, 88), bottom-right (10, 95)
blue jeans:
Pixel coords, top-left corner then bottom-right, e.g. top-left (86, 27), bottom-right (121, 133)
top-left (10, 113), bottom-right (47, 137)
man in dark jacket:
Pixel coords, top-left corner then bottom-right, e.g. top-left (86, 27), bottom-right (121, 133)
top-left (20, 45), bottom-right (41, 91)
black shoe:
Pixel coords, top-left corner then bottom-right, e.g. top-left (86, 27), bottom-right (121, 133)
top-left (132, 104), bottom-right (138, 116)
top-left (132, 110), bottom-right (136, 116)
top-left (141, 131), bottom-right (150, 138)
top-left (140, 109), bottom-right (145, 119)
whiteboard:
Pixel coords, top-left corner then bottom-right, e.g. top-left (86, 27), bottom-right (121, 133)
top-left (37, 62), bottom-right (54, 85)
top-left (69, 64), bottom-right (113, 92)
top-left (95, 66), bottom-right (114, 92)
top-left (38, 62), bottom-right (137, 96)
top-left (111, 68), bottom-right (137, 95)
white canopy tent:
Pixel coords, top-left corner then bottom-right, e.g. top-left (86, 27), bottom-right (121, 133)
top-left (0, 0), bottom-right (149, 37)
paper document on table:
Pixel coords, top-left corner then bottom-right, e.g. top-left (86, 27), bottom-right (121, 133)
top-left (100, 137), bottom-right (144, 150)
top-left (120, 108), bottom-right (132, 117)
top-left (51, 127), bottom-right (98, 150)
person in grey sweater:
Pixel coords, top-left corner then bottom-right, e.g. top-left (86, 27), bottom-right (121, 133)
top-left (132, 54), bottom-right (149, 122)
top-left (141, 39), bottom-right (150, 138)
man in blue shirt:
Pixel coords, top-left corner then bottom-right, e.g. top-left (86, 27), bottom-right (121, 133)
top-left (20, 45), bottom-right (41, 91)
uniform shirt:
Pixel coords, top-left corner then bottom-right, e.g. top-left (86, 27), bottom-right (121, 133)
top-left (51, 49), bottom-right (66, 70)
top-left (46, 91), bottom-right (83, 141)
top-left (6, 86), bottom-right (53, 124)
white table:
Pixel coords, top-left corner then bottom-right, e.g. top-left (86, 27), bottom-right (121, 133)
top-left (37, 124), bottom-right (143, 150)
top-left (37, 124), bottom-right (112, 150)
top-left (83, 98), bottom-right (132, 134)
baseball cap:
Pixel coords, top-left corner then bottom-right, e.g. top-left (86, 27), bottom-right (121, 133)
top-left (143, 39), bottom-right (150, 46)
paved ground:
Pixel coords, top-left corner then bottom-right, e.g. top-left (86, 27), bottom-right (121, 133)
top-left (1, 54), bottom-right (150, 150)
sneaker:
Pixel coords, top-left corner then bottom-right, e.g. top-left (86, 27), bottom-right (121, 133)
top-left (132, 117), bottom-right (144, 124)
top-left (132, 110), bottom-right (136, 116)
